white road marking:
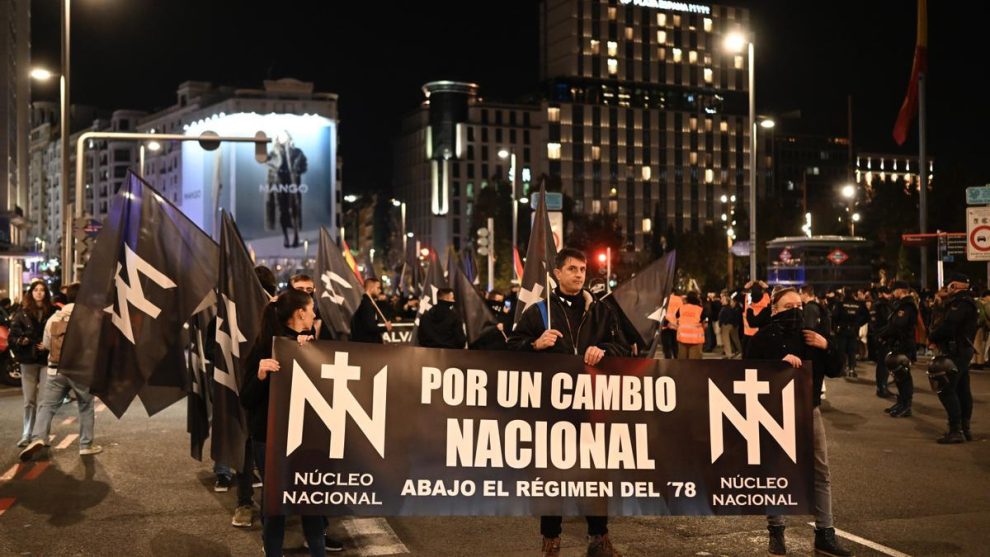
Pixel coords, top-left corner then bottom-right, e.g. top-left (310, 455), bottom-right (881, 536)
top-left (56, 433), bottom-right (79, 449)
top-left (95, 402), bottom-right (107, 413)
top-left (807, 522), bottom-right (912, 557)
top-left (0, 464), bottom-right (20, 482)
top-left (341, 517), bottom-right (410, 556)
top-left (61, 416), bottom-right (76, 426)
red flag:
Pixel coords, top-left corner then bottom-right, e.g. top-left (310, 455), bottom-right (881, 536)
top-left (513, 246), bottom-right (524, 284)
top-left (892, 0), bottom-right (927, 145)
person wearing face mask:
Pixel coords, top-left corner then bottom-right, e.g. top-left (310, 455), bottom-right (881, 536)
top-left (928, 274), bottom-right (979, 444)
top-left (416, 288), bottom-right (467, 349)
top-left (472, 291), bottom-right (512, 351)
top-left (741, 280), bottom-right (771, 355)
top-left (877, 281), bottom-right (918, 417)
top-left (744, 287), bottom-right (853, 557)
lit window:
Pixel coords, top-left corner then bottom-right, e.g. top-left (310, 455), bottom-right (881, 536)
top-left (673, 48), bottom-right (682, 63)
top-left (704, 54), bottom-right (712, 65)
top-left (607, 58), bottom-right (618, 75)
top-left (673, 15), bottom-right (681, 27)
top-left (592, 199), bottom-right (602, 213)
top-left (689, 117), bottom-right (698, 131)
top-left (607, 41), bottom-right (618, 57)
top-left (656, 13), bottom-right (666, 26)
top-left (734, 55), bottom-right (744, 70)
top-left (703, 67), bottom-right (713, 83)
top-left (609, 200), bottom-right (618, 214)
top-left (689, 50), bottom-right (698, 64)
top-left (690, 152), bottom-right (698, 165)
top-left (547, 107), bottom-right (560, 122)
top-left (625, 26), bottom-right (634, 40)
top-left (657, 30), bottom-right (666, 44)
top-left (547, 143), bottom-right (561, 160)
top-left (608, 6), bottom-right (617, 20)
top-left (705, 118), bottom-right (713, 132)
top-left (642, 218), bottom-right (652, 233)
top-left (705, 168), bottom-right (715, 183)
top-left (590, 39), bottom-right (600, 55)
top-left (641, 166), bottom-right (652, 180)
top-left (591, 145), bottom-right (601, 161)
top-left (720, 120), bottom-right (729, 132)
top-left (657, 47), bottom-right (666, 61)
top-left (704, 18), bottom-right (713, 32)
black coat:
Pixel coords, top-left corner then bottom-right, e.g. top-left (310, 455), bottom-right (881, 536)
top-left (930, 291), bottom-right (978, 358)
top-left (350, 295), bottom-right (383, 343)
top-left (802, 300), bottom-right (831, 337)
top-left (9, 307), bottom-right (55, 365)
top-left (240, 322), bottom-right (312, 443)
top-left (417, 302), bottom-right (467, 349)
top-left (878, 296), bottom-right (918, 358)
top-left (507, 290), bottom-right (630, 358)
top-left (744, 320), bottom-right (843, 407)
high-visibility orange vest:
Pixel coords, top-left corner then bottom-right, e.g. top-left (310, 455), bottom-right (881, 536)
top-left (664, 294), bottom-right (683, 330)
top-left (743, 292), bottom-right (770, 336)
top-left (676, 304), bottom-right (705, 344)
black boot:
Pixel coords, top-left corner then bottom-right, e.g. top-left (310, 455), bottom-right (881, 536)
top-left (962, 420), bottom-right (973, 442)
top-left (883, 402), bottom-right (902, 414)
top-left (814, 527), bottom-right (854, 556)
top-left (767, 525), bottom-right (786, 556)
top-left (890, 404), bottom-right (912, 418)
top-left (937, 428), bottom-right (966, 444)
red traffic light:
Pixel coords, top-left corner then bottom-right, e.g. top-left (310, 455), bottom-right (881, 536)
top-left (597, 252), bottom-right (607, 264)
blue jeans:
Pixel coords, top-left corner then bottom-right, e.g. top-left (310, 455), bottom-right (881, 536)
top-left (31, 370), bottom-right (96, 448)
top-left (19, 364), bottom-right (47, 443)
top-left (253, 440), bottom-right (325, 557)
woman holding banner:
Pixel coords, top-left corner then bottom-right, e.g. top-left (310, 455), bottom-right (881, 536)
top-left (743, 287), bottom-right (853, 557)
top-left (240, 288), bottom-right (341, 556)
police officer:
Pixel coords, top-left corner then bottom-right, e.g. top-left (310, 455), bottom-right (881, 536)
top-left (870, 287), bottom-right (895, 398)
top-left (928, 273), bottom-right (978, 444)
top-left (877, 281), bottom-right (918, 417)
top-left (832, 288), bottom-right (869, 378)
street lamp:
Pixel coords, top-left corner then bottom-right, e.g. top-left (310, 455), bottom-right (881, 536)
top-left (840, 184), bottom-right (857, 236)
top-left (724, 30), bottom-right (757, 282)
top-left (841, 184), bottom-right (856, 200)
top-left (138, 139), bottom-right (161, 179)
top-left (30, 68), bottom-right (55, 81)
top-left (391, 198), bottom-right (407, 259)
top-left (720, 193), bottom-right (738, 289)
top-left (498, 148), bottom-right (519, 282)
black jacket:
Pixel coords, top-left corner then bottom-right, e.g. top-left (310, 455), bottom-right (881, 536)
top-left (832, 299), bottom-right (869, 336)
top-left (350, 295), bottom-right (383, 343)
top-left (240, 322), bottom-right (312, 443)
top-left (878, 296), bottom-right (918, 358)
top-left (417, 302), bottom-right (467, 349)
top-left (718, 304), bottom-right (743, 328)
top-left (507, 289), bottom-right (630, 358)
top-left (802, 300), bottom-right (831, 337)
top-left (744, 320), bottom-right (843, 407)
top-left (9, 307), bottom-right (55, 365)
top-left (930, 291), bottom-right (978, 358)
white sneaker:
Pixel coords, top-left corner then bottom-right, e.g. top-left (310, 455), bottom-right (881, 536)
top-left (79, 445), bottom-right (103, 456)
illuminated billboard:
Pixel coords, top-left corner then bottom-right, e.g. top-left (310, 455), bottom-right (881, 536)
top-left (182, 112), bottom-right (337, 258)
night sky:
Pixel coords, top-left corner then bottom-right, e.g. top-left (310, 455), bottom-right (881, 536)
top-left (29, 1), bottom-right (989, 201)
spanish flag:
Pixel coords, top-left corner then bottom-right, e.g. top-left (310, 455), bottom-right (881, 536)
top-left (341, 237), bottom-right (365, 286)
top-left (892, 0), bottom-right (927, 145)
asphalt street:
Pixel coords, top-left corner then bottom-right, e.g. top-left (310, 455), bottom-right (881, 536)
top-left (0, 356), bottom-right (986, 557)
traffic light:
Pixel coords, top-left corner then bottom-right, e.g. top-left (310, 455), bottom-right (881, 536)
top-left (476, 226), bottom-right (490, 257)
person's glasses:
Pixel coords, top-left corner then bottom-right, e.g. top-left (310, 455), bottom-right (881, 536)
top-left (298, 287), bottom-right (315, 294)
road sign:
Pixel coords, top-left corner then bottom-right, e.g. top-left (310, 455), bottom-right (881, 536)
top-left (827, 249), bottom-right (849, 265)
top-left (966, 185), bottom-right (990, 205)
top-left (966, 207), bottom-right (990, 261)
top-left (530, 191), bottom-right (563, 211)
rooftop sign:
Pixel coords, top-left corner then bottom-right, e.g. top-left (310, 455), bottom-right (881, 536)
top-left (619, 0), bottom-right (712, 15)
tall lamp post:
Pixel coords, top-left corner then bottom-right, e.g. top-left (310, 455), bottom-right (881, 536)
top-left (841, 184), bottom-right (857, 236)
top-left (497, 148), bottom-right (518, 283)
top-left (725, 31), bottom-right (757, 281)
top-left (391, 198), bottom-right (407, 260)
top-left (720, 194), bottom-right (737, 289)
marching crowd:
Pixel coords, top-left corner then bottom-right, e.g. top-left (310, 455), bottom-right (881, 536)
top-left (4, 246), bottom-right (981, 557)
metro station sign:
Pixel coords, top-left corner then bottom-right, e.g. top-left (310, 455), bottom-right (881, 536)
top-left (827, 249), bottom-right (848, 265)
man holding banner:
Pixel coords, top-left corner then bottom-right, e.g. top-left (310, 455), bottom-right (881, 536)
top-left (508, 247), bottom-right (629, 557)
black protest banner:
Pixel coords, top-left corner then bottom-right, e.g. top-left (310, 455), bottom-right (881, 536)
top-left (265, 340), bottom-right (814, 517)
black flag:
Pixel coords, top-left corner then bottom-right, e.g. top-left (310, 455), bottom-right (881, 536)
top-left (315, 227), bottom-right (364, 336)
top-left (212, 211), bottom-right (270, 471)
top-left (186, 310), bottom-right (213, 461)
top-left (606, 250), bottom-right (677, 351)
top-left (514, 186), bottom-right (558, 324)
top-left (60, 172), bottom-right (219, 418)
top-left (448, 252), bottom-right (497, 346)
top-left (411, 249), bottom-right (444, 344)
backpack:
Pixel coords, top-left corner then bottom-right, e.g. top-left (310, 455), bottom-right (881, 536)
top-left (49, 318), bottom-right (69, 366)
